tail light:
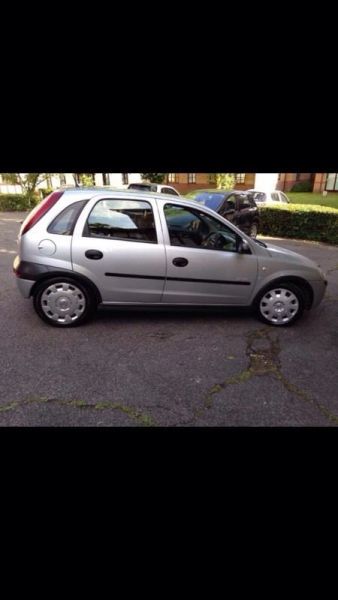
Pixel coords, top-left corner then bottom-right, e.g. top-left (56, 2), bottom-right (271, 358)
top-left (20, 191), bottom-right (65, 236)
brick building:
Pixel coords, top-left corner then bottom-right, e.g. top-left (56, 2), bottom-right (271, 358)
top-left (165, 173), bottom-right (255, 194)
top-left (167, 173), bottom-right (338, 193)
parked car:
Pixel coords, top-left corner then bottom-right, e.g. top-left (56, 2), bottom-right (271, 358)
top-left (247, 189), bottom-right (290, 204)
top-left (13, 188), bottom-right (327, 328)
top-left (127, 182), bottom-right (180, 196)
top-left (192, 190), bottom-right (260, 238)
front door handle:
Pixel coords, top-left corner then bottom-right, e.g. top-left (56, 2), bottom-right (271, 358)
top-left (173, 257), bottom-right (189, 267)
top-left (85, 249), bottom-right (103, 260)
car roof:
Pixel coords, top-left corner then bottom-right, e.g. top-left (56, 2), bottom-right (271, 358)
top-left (60, 187), bottom-right (183, 201)
top-left (195, 189), bottom-right (243, 196)
top-left (247, 189), bottom-right (272, 193)
top-left (129, 183), bottom-right (176, 188)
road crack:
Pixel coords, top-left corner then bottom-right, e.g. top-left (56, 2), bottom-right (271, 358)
top-left (0, 395), bottom-right (157, 426)
top-left (195, 327), bottom-right (338, 425)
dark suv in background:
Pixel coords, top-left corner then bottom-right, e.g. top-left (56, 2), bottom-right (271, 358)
top-left (192, 190), bottom-right (260, 238)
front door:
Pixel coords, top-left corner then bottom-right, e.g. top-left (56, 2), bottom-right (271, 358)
top-left (72, 196), bottom-right (166, 303)
top-left (160, 203), bottom-right (258, 305)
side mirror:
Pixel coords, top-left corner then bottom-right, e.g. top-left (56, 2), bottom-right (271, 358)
top-left (238, 239), bottom-right (250, 254)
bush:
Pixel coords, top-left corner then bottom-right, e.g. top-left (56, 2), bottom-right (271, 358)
top-left (259, 204), bottom-right (338, 245)
top-left (290, 181), bottom-right (313, 192)
top-left (40, 188), bottom-right (53, 199)
top-left (0, 194), bottom-right (39, 211)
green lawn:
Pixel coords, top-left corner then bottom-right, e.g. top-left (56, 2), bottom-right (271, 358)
top-left (287, 193), bottom-right (338, 209)
top-left (184, 189), bottom-right (338, 210)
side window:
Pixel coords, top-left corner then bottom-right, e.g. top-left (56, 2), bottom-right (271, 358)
top-left (271, 193), bottom-right (280, 202)
top-left (224, 194), bottom-right (236, 211)
top-left (86, 199), bottom-right (157, 243)
top-left (163, 204), bottom-right (238, 252)
top-left (48, 200), bottom-right (88, 235)
top-left (237, 194), bottom-right (251, 209)
top-left (253, 192), bottom-right (266, 203)
top-left (162, 187), bottom-right (179, 196)
top-left (279, 192), bottom-right (289, 203)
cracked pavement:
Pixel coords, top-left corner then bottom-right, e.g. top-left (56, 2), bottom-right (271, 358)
top-left (0, 212), bottom-right (337, 426)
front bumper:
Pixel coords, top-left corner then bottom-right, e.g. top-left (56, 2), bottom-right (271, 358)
top-left (310, 279), bottom-right (328, 308)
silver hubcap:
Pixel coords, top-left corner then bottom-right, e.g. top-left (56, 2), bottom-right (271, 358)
top-left (41, 282), bottom-right (86, 324)
top-left (260, 288), bottom-right (299, 324)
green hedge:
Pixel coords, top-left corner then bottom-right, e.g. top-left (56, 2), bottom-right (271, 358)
top-left (0, 194), bottom-right (39, 211)
top-left (259, 204), bottom-right (338, 245)
top-left (290, 181), bottom-right (313, 192)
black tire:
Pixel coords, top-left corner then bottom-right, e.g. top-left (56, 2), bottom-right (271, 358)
top-left (254, 282), bottom-right (306, 326)
top-left (33, 277), bottom-right (97, 327)
top-left (250, 221), bottom-right (259, 238)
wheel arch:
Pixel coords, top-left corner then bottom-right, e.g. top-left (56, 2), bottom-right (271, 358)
top-left (30, 270), bottom-right (102, 305)
top-left (253, 276), bottom-right (314, 310)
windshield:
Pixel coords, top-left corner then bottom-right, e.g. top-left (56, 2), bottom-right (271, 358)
top-left (128, 184), bottom-right (152, 191)
top-left (251, 192), bottom-right (267, 203)
top-left (194, 193), bottom-right (225, 211)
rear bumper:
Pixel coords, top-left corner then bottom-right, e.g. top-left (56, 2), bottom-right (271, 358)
top-left (16, 278), bottom-right (35, 298)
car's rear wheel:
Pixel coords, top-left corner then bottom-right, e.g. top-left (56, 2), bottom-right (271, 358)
top-left (250, 221), bottom-right (259, 238)
top-left (255, 283), bottom-right (305, 326)
top-left (33, 277), bottom-right (96, 327)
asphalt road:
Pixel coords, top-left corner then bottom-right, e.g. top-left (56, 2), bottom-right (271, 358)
top-left (1, 211), bottom-right (337, 427)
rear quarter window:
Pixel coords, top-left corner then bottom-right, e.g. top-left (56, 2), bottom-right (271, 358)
top-left (47, 200), bottom-right (88, 235)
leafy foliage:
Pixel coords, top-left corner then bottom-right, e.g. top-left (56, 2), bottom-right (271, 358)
top-left (141, 173), bottom-right (166, 183)
top-left (215, 174), bottom-right (235, 189)
top-left (259, 203), bottom-right (338, 245)
top-left (0, 194), bottom-right (39, 211)
top-left (290, 181), bottom-right (313, 192)
top-left (1, 173), bottom-right (54, 198)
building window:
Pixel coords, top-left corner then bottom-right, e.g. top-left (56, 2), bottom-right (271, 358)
top-left (278, 174), bottom-right (281, 181)
top-left (102, 173), bottom-right (110, 186)
top-left (187, 173), bottom-right (196, 184)
top-left (235, 173), bottom-right (245, 183)
top-left (122, 173), bottom-right (129, 185)
top-left (168, 173), bottom-right (177, 183)
top-left (326, 173), bottom-right (338, 191)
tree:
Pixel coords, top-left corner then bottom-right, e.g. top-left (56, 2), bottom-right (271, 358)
top-left (72, 173), bottom-right (95, 186)
top-left (1, 173), bottom-right (55, 204)
top-left (141, 173), bottom-right (166, 183)
top-left (215, 173), bottom-right (235, 189)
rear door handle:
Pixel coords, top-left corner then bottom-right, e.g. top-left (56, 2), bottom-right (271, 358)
top-left (173, 257), bottom-right (189, 267)
top-left (85, 249), bottom-right (103, 260)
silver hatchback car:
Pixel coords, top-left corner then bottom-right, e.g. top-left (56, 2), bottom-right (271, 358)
top-left (13, 188), bottom-right (327, 327)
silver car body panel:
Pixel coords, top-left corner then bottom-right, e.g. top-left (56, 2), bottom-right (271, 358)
top-left (16, 278), bottom-right (35, 298)
top-left (14, 188), bottom-right (327, 311)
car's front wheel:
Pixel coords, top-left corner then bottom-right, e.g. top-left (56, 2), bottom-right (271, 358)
top-left (255, 282), bottom-right (305, 326)
top-left (33, 277), bottom-right (96, 327)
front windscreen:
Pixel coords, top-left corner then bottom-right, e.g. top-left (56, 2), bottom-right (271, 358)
top-left (128, 184), bottom-right (152, 192)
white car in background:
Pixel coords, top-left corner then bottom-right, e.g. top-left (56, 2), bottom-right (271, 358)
top-left (127, 182), bottom-right (180, 196)
top-left (247, 190), bottom-right (290, 204)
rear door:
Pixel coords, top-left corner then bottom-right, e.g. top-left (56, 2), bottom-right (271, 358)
top-left (71, 196), bottom-right (166, 303)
